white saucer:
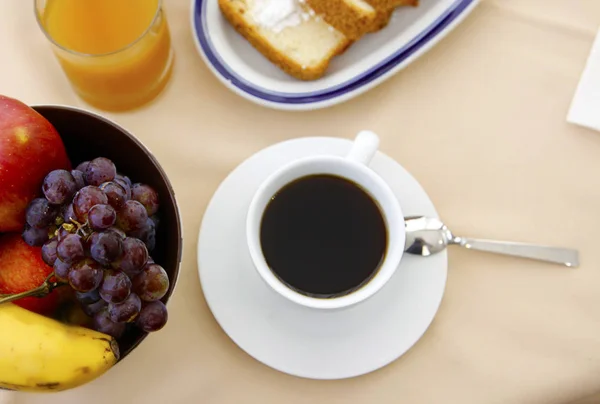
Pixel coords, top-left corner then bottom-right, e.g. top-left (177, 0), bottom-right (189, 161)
top-left (197, 137), bottom-right (448, 380)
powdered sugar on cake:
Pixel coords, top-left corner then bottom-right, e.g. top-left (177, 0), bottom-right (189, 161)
top-left (250, 0), bottom-right (313, 33)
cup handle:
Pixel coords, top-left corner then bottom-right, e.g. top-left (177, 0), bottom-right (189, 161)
top-left (346, 131), bottom-right (380, 166)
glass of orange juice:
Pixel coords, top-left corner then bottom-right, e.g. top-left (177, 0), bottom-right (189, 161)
top-left (35, 0), bottom-right (174, 112)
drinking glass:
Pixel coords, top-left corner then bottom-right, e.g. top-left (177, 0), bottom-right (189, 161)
top-left (35, 0), bottom-right (174, 112)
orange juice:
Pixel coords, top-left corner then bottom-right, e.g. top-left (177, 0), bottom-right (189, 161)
top-left (37, 0), bottom-right (173, 111)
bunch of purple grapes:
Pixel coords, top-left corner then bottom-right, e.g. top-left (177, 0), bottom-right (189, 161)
top-left (22, 157), bottom-right (169, 338)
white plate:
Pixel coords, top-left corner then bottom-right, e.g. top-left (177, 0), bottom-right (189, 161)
top-left (191, 0), bottom-right (478, 110)
top-left (197, 136), bottom-right (448, 379)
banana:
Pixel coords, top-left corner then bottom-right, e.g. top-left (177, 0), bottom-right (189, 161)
top-left (0, 303), bottom-right (119, 392)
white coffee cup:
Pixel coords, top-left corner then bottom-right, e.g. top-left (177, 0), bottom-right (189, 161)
top-left (246, 131), bottom-right (405, 310)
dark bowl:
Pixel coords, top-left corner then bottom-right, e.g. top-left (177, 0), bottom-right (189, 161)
top-left (32, 105), bottom-right (183, 361)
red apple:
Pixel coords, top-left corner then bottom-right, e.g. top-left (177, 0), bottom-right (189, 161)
top-left (0, 233), bottom-right (60, 315)
top-left (0, 95), bottom-right (71, 232)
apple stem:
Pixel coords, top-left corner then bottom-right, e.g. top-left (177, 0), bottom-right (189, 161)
top-left (0, 273), bottom-right (66, 305)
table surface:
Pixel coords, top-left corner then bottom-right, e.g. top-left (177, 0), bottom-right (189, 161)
top-left (1, 0), bottom-right (600, 403)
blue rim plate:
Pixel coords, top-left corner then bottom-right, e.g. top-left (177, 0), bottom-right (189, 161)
top-left (191, 0), bottom-right (479, 110)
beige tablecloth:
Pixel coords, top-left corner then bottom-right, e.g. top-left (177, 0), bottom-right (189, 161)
top-left (1, 0), bottom-right (600, 403)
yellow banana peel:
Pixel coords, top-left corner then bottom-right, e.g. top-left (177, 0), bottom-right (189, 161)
top-left (0, 303), bottom-right (119, 392)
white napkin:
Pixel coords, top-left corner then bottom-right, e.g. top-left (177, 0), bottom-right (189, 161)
top-left (568, 28), bottom-right (600, 132)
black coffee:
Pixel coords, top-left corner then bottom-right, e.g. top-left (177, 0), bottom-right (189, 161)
top-left (260, 174), bottom-right (387, 297)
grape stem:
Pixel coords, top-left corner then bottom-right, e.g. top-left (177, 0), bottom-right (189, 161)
top-left (0, 273), bottom-right (66, 305)
top-left (70, 218), bottom-right (93, 240)
top-left (57, 218), bottom-right (93, 241)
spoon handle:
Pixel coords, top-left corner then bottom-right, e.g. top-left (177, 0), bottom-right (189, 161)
top-left (455, 238), bottom-right (579, 267)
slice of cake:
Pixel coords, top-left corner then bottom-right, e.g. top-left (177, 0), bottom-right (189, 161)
top-left (367, 0), bottom-right (419, 12)
top-left (304, 0), bottom-right (378, 40)
top-left (303, 0), bottom-right (419, 39)
top-left (371, 8), bottom-right (394, 32)
top-left (219, 0), bottom-right (352, 81)
top-left (368, 0), bottom-right (419, 32)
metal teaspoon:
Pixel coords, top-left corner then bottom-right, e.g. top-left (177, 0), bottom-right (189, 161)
top-left (404, 216), bottom-right (579, 267)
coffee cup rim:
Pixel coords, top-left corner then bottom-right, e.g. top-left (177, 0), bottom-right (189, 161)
top-left (246, 154), bottom-right (405, 310)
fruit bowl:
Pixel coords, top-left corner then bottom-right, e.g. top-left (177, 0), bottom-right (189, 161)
top-left (32, 105), bottom-right (183, 361)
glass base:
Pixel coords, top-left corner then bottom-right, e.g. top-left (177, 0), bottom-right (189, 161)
top-left (73, 49), bottom-right (175, 112)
